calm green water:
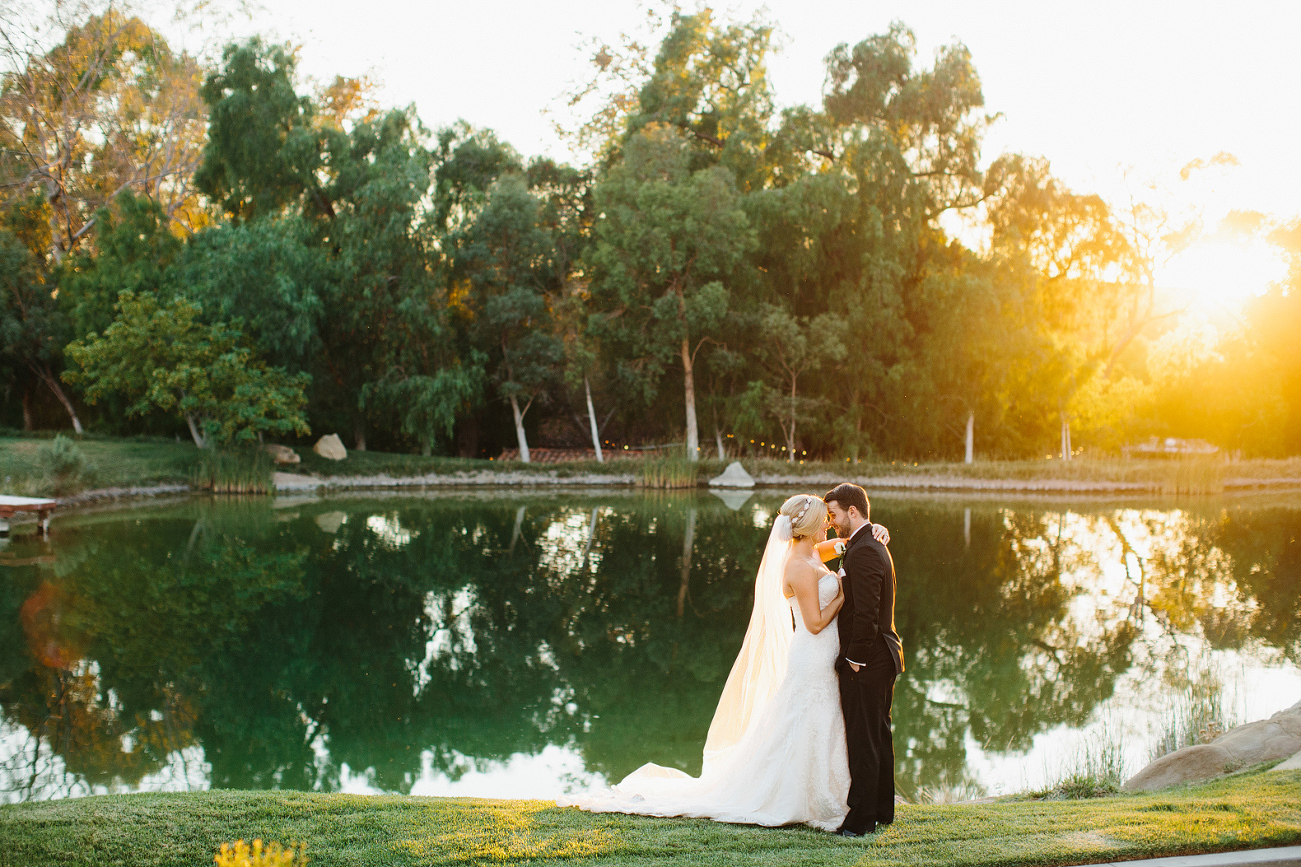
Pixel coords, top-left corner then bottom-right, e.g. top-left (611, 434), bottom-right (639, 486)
top-left (1, 489), bottom-right (1298, 804)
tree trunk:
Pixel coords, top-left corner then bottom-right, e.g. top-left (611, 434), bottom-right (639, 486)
top-left (354, 422), bottom-right (367, 452)
top-left (509, 394), bottom-right (531, 463)
top-left (509, 506), bottom-right (526, 553)
top-left (22, 383), bottom-right (34, 432)
top-left (1060, 416), bottom-right (1072, 461)
top-left (33, 364), bottom-right (83, 434)
top-left (677, 507), bottom-right (697, 617)
top-left (580, 507), bottom-right (599, 572)
top-left (680, 337), bottom-right (699, 462)
top-left (965, 411), bottom-right (974, 464)
top-left (184, 413), bottom-right (206, 448)
top-left (715, 423), bottom-right (725, 460)
top-left (584, 376), bottom-right (603, 464)
top-left (786, 380), bottom-right (798, 462)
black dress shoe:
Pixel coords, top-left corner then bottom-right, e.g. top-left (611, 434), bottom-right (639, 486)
top-left (836, 824), bottom-right (875, 837)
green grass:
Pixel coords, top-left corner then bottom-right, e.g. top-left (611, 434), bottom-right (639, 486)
top-left (1, 769), bottom-right (1298, 866)
top-left (0, 435), bottom-right (198, 496)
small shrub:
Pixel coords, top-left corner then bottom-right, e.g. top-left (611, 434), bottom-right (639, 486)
top-left (37, 434), bottom-right (96, 495)
top-left (213, 839), bottom-right (307, 867)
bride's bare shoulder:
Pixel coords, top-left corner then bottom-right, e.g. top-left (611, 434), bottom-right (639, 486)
top-left (783, 557), bottom-right (821, 586)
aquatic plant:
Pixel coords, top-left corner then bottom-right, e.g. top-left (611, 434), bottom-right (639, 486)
top-left (191, 446), bottom-right (274, 494)
top-left (636, 457), bottom-right (699, 489)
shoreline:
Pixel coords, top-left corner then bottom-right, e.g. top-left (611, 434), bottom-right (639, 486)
top-left (16, 468), bottom-right (1301, 516)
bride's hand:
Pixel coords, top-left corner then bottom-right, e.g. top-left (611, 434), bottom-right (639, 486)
top-left (871, 523), bottom-right (890, 545)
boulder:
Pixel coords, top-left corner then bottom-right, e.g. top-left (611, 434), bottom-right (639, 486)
top-left (711, 489), bottom-right (753, 511)
top-left (1122, 743), bottom-right (1237, 792)
top-left (709, 461), bottom-right (754, 488)
top-left (315, 511), bottom-right (346, 534)
top-left (1124, 699), bottom-right (1301, 791)
top-left (1270, 749), bottom-right (1301, 773)
top-left (263, 443), bottom-right (300, 465)
top-left (313, 434), bottom-right (347, 461)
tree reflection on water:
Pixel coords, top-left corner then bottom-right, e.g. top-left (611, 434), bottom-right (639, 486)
top-left (0, 491), bottom-right (1297, 803)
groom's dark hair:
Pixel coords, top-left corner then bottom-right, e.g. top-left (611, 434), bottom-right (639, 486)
top-left (823, 483), bottom-right (870, 522)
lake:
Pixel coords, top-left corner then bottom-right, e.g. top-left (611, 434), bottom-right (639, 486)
top-left (1, 488), bottom-right (1298, 804)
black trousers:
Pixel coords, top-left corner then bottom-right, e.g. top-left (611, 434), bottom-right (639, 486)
top-left (837, 650), bottom-right (898, 833)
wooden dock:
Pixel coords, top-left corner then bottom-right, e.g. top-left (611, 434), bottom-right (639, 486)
top-left (0, 495), bottom-right (58, 537)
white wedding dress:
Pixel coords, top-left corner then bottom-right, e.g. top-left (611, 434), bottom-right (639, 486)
top-left (559, 567), bottom-right (850, 830)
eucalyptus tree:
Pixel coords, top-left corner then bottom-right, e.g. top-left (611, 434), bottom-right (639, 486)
top-left (0, 4), bottom-right (210, 262)
top-left (796, 25), bottom-right (996, 456)
top-left (0, 226), bottom-right (82, 431)
top-left (984, 154), bottom-right (1137, 456)
top-left (748, 303), bottom-right (847, 461)
top-left (453, 173), bottom-right (563, 462)
top-left (587, 125), bottom-right (754, 461)
top-left (195, 40), bottom-right (478, 451)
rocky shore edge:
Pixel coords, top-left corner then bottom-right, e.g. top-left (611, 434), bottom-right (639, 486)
top-left (16, 468), bottom-right (1301, 517)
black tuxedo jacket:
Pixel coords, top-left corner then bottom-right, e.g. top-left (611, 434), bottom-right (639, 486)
top-left (836, 524), bottom-right (904, 675)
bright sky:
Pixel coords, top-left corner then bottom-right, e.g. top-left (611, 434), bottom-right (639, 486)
top-left (235, 0), bottom-right (1298, 312)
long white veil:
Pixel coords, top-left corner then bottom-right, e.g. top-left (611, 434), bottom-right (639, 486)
top-left (700, 514), bottom-right (794, 775)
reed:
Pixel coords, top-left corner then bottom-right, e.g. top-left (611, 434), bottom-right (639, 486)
top-left (1030, 720), bottom-right (1128, 800)
top-left (191, 447), bottom-right (274, 494)
top-left (635, 457), bottom-right (699, 489)
top-left (1158, 456), bottom-right (1225, 495)
top-left (1150, 666), bottom-right (1238, 761)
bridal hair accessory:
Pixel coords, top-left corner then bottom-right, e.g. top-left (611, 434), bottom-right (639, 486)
top-left (794, 496), bottom-right (813, 524)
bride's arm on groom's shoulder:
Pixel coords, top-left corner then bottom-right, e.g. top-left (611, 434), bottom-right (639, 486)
top-left (870, 523), bottom-right (890, 545)
top-left (791, 568), bottom-right (843, 635)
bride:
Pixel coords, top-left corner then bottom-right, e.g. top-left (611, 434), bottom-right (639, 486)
top-left (559, 494), bottom-right (886, 830)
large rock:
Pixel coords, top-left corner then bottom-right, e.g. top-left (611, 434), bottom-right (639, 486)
top-left (709, 461), bottom-right (754, 488)
top-left (1124, 699), bottom-right (1301, 791)
top-left (263, 443), bottom-right (300, 465)
top-left (313, 434), bottom-right (347, 461)
top-left (1270, 749), bottom-right (1301, 772)
top-left (315, 511), bottom-right (346, 534)
top-left (710, 489), bottom-right (753, 511)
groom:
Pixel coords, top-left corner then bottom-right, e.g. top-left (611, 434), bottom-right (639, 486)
top-left (824, 483), bottom-right (903, 837)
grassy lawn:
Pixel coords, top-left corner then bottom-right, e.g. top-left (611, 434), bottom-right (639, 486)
top-left (0, 435), bottom-right (199, 497)
top-left (1, 769), bottom-right (1298, 867)
top-left (2, 765), bottom-right (1301, 859)
top-left (4, 432), bottom-right (1301, 498)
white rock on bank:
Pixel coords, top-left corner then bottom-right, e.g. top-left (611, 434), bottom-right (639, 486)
top-left (313, 434), bottom-right (347, 461)
top-left (709, 461), bottom-right (754, 488)
top-left (264, 443), bottom-right (300, 465)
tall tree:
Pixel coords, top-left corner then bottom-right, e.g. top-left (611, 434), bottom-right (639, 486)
top-left (588, 125), bottom-right (754, 461)
top-left (0, 4), bottom-right (209, 262)
top-left (0, 225), bottom-right (82, 430)
top-left (451, 173), bottom-right (563, 461)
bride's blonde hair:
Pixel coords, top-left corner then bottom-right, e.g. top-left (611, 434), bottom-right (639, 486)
top-left (779, 494), bottom-right (827, 540)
